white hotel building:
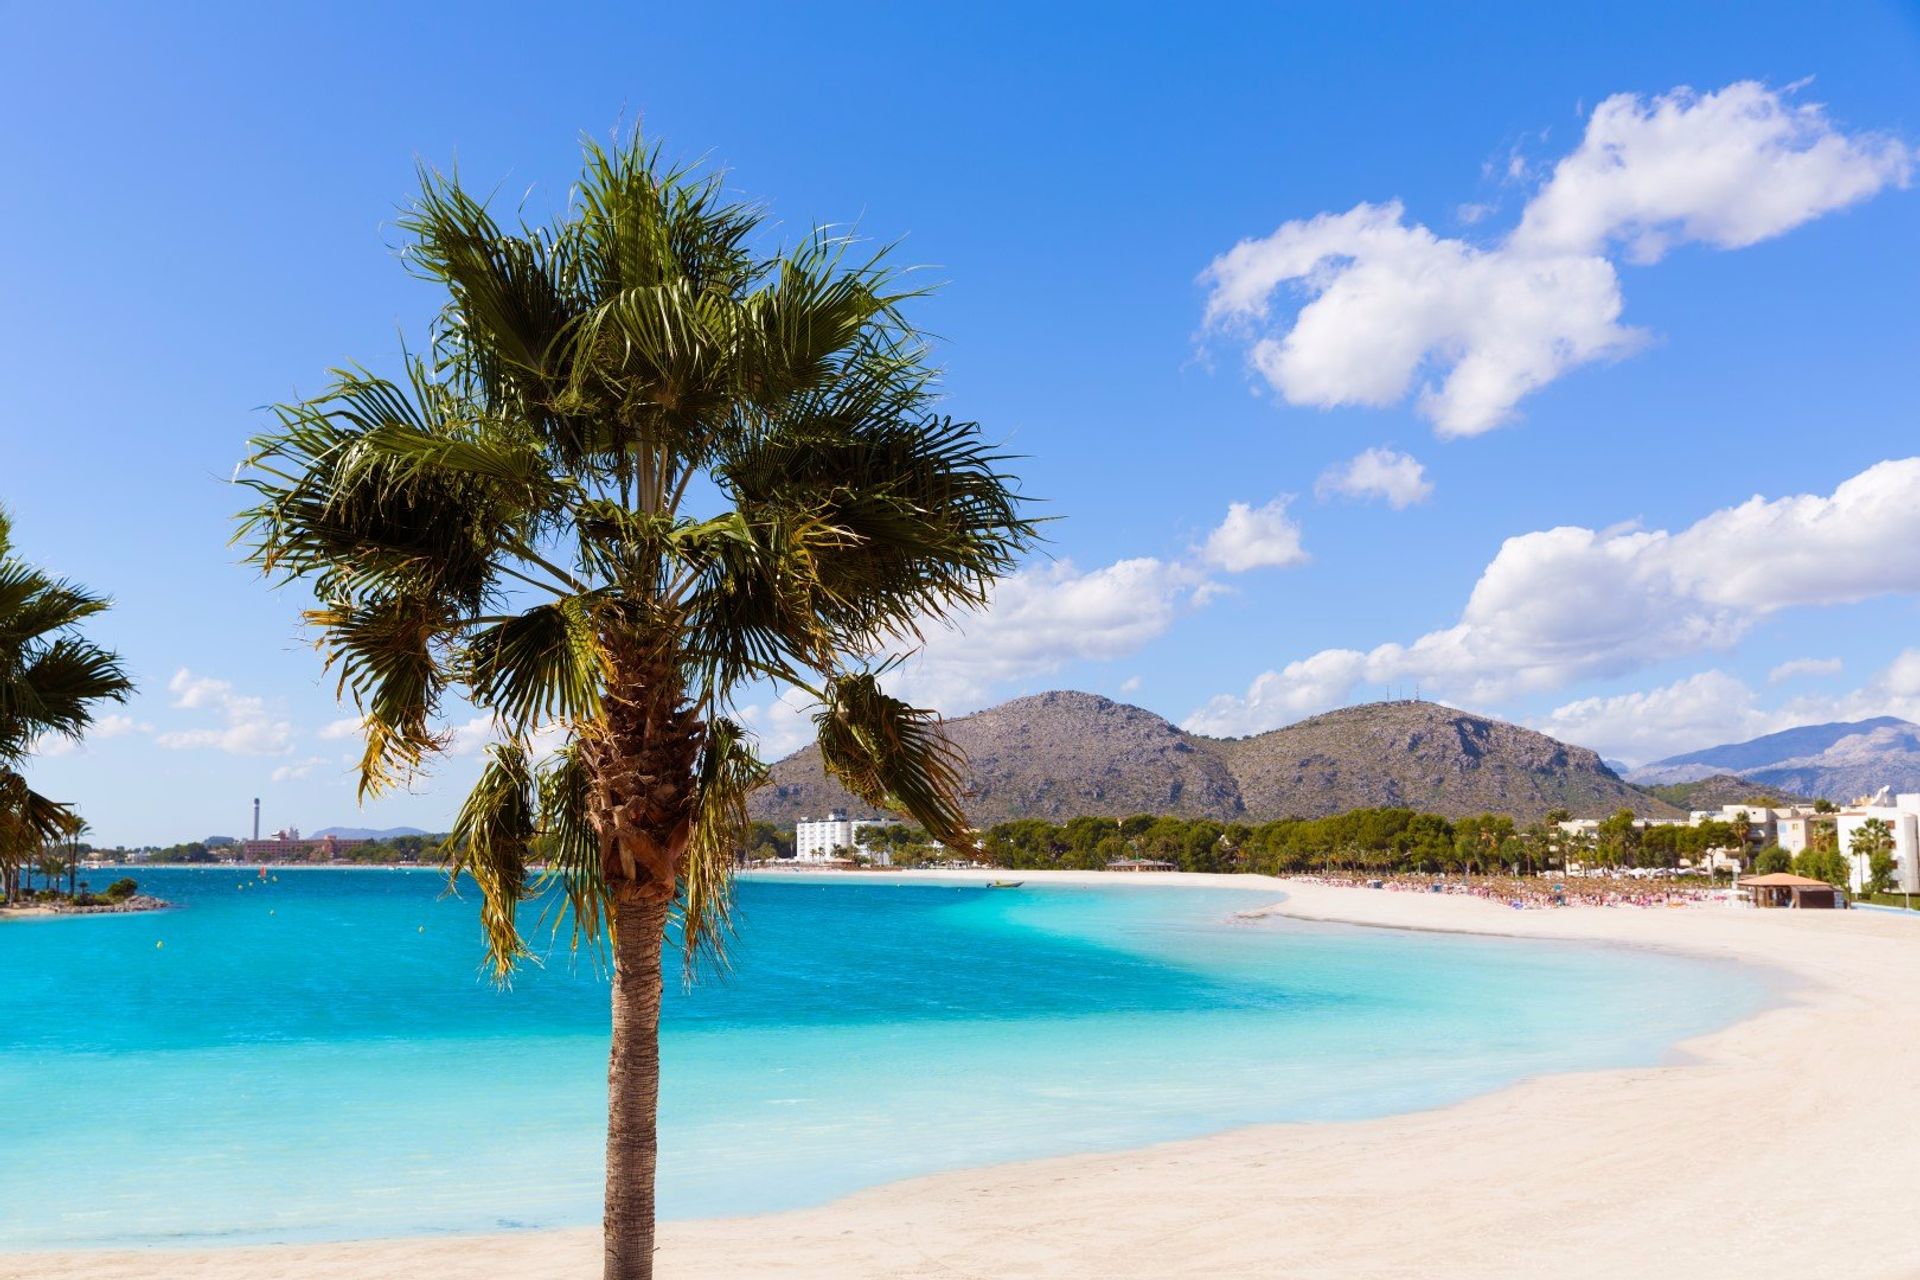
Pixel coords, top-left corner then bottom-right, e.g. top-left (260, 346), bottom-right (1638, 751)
top-left (1834, 792), bottom-right (1920, 896)
top-left (793, 810), bottom-right (899, 864)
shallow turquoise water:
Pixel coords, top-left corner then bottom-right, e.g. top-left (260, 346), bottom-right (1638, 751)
top-left (0, 868), bottom-right (1769, 1247)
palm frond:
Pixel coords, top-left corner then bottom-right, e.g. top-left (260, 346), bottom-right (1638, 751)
top-left (0, 771), bottom-right (76, 851)
top-left (236, 362), bottom-right (540, 612)
top-left (465, 596), bottom-right (605, 734)
top-left (678, 717), bottom-right (767, 973)
top-left (306, 595), bottom-right (447, 797)
top-left (443, 741), bottom-right (537, 980)
top-left (814, 674), bottom-right (973, 851)
top-left (534, 738), bottom-right (607, 956)
top-left (4, 638), bottom-right (132, 756)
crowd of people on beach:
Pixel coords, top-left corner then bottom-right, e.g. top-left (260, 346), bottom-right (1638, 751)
top-left (1288, 872), bottom-right (1732, 910)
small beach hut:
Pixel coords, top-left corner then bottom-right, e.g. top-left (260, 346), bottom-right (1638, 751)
top-left (1106, 858), bottom-right (1177, 873)
top-left (1737, 872), bottom-right (1842, 909)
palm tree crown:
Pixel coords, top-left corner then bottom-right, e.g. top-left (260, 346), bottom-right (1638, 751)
top-left (238, 137), bottom-right (1033, 969)
top-left (0, 510), bottom-right (133, 894)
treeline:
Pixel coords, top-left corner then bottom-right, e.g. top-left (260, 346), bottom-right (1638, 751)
top-left (985, 810), bottom-right (1533, 874)
top-left (342, 834), bottom-right (445, 863)
top-left (980, 809), bottom-right (1751, 876)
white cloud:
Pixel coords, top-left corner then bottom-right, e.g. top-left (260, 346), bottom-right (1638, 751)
top-left (442, 714), bottom-right (569, 761)
top-left (270, 756), bottom-right (329, 783)
top-left (1119, 675), bottom-right (1143, 694)
top-left (1187, 649), bottom-right (1371, 738)
top-left (318, 717), bottom-right (366, 741)
top-left (155, 669), bottom-right (294, 756)
top-left (1769, 657), bottom-right (1844, 685)
top-left (91, 713), bottom-right (149, 739)
top-left (31, 711), bottom-right (150, 758)
top-left (1513, 81), bottom-right (1914, 263)
top-left (1315, 447), bottom-right (1433, 508)
top-left (883, 556), bottom-right (1209, 711)
top-left (1535, 671), bottom-right (1768, 765)
top-left (1201, 200), bottom-right (1637, 435)
top-left (1201, 81), bottom-right (1912, 435)
top-left (1201, 497), bottom-right (1309, 571)
top-left (1540, 651), bottom-right (1920, 765)
top-left (739, 687), bottom-right (818, 760)
top-left (1185, 459), bottom-right (1920, 736)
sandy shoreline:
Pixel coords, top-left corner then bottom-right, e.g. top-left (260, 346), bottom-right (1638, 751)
top-left (10, 869), bottom-right (1918, 1279)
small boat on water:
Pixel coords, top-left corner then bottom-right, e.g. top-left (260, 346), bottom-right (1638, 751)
top-left (986, 879), bottom-right (1024, 889)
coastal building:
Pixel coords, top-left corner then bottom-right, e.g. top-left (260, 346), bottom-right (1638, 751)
top-left (794, 811), bottom-right (899, 864)
top-left (1106, 858), bottom-right (1176, 872)
top-left (1833, 794), bottom-right (1920, 895)
top-left (1774, 814), bottom-right (1816, 856)
top-left (237, 829), bottom-right (369, 863)
top-left (1555, 816), bottom-right (1688, 840)
top-left (1738, 872), bottom-right (1841, 909)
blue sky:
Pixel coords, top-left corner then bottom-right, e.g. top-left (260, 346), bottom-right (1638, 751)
top-left (5, 2), bottom-right (1918, 844)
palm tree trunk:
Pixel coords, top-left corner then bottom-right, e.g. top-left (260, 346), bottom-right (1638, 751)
top-left (604, 885), bottom-right (670, 1280)
top-left (587, 633), bottom-right (704, 1280)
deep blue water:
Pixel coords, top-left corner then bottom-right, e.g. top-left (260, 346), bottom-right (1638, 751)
top-left (0, 868), bottom-right (1769, 1247)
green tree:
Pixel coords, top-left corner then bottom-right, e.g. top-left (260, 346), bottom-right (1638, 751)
top-left (1596, 809), bottom-right (1641, 870)
top-left (1729, 810), bottom-right (1754, 868)
top-left (1849, 818), bottom-right (1896, 896)
top-left (0, 511), bottom-right (134, 904)
top-left (1454, 813), bottom-right (1515, 877)
top-left (234, 135), bottom-right (1033, 1280)
top-left (1752, 845), bottom-right (1791, 875)
top-left (1793, 845), bottom-right (1850, 890)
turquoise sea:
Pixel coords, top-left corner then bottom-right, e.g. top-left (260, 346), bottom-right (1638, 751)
top-left (0, 868), bottom-right (1769, 1249)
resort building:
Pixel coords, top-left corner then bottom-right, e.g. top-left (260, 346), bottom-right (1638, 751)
top-left (1106, 858), bottom-right (1176, 872)
top-left (1833, 793), bottom-right (1920, 895)
top-left (237, 829), bottom-right (368, 863)
top-left (1774, 814), bottom-right (1816, 856)
top-left (793, 811), bottom-right (899, 863)
top-left (1555, 816), bottom-right (1688, 840)
top-left (1684, 804), bottom-right (1817, 849)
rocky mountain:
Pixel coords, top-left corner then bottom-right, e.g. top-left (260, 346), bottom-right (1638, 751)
top-left (1627, 718), bottom-right (1920, 802)
top-left (1743, 723), bottom-right (1920, 801)
top-left (749, 691), bottom-right (1675, 826)
top-left (1633, 773), bottom-right (1809, 812)
top-left (753, 691), bottom-right (1243, 823)
top-left (311, 825), bottom-right (431, 840)
top-left (1215, 701), bottom-right (1679, 820)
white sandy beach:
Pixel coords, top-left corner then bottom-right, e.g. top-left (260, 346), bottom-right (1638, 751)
top-left (11, 869), bottom-right (1919, 1280)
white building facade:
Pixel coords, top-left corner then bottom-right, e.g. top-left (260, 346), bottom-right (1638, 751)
top-left (793, 811), bottom-right (899, 863)
top-left (1834, 794), bottom-right (1920, 895)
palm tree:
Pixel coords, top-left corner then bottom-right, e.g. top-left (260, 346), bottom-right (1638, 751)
top-left (64, 814), bottom-right (89, 897)
top-left (1848, 817), bottom-right (1895, 897)
top-left (0, 510), bottom-right (133, 904)
top-left (234, 134), bottom-right (1034, 1279)
top-left (1730, 809), bottom-right (1753, 869)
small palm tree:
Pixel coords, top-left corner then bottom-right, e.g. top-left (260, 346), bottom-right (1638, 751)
top-left (236, 134), bottom-right (1033, 1279)
top-left (0, 511), bottom-right (133, 904)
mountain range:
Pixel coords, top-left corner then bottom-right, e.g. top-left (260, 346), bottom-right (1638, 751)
top-left (311, 825), bottom-right (432, 841)
top-left (750, 691), bottom-right (1674, 826)
top-left (1626, 717), bottom-right (1920, 801)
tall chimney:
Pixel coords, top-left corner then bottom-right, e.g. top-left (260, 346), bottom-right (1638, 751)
top-left (253, 797), bottom-right (260, 842)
